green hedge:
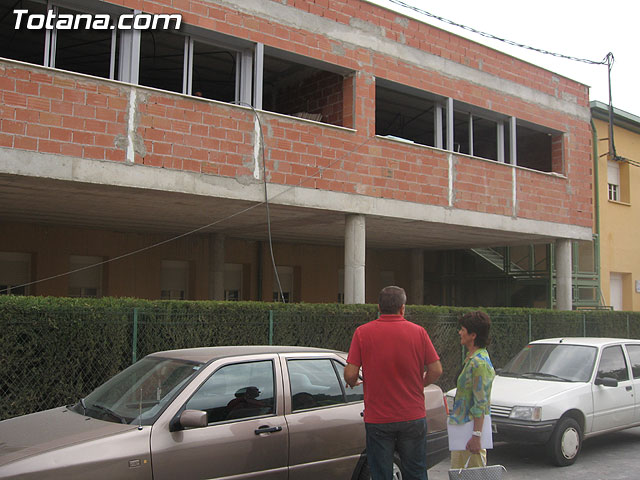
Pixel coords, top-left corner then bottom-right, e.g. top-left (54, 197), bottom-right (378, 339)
top-left (1, 295), bottom-right (639, 421)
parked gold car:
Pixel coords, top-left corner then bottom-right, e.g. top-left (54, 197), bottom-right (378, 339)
top-left (0, 346), bottom-right (448, 479)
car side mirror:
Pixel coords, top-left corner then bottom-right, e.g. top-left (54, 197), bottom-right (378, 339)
top-left (179, 409), bottom-right (208, 429)
top-left (595, 376), bottom-right (618, 387)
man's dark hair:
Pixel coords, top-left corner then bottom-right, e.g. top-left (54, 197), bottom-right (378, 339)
top-left (378, 286), bottom-right (407, 314)
top-left (458, 311), bottom-right (491, 348)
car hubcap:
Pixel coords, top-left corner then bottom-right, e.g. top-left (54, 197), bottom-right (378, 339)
top-left (561, 427), bottom-right (579, 459)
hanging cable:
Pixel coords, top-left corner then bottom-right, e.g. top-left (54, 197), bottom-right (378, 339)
top-left (605, 53), bottom-right (619, 161)
top-left (384, 2), bottom-right (630, 168)
top-left (234, 101), bottom-right (285, 303)
top-left (1, 109), bottom-right (374, 295)
top-left (385, 0), bottom-right (610, 66)
top-left (5, 3), bottom-right (624, 295)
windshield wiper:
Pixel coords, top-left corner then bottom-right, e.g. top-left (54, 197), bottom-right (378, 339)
top-left (90, 404), bottom-right (128, 424)
top-left (521, 372), bottom-right (569, 381)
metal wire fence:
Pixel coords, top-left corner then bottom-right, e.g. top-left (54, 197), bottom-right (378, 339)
top-left (2, 307), bottom-right (639, 421)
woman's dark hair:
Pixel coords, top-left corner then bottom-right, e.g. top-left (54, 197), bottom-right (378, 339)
top-left (378, 286), bottom-right (407, 314)
top-left (459, 311), bottom-right (491, 348)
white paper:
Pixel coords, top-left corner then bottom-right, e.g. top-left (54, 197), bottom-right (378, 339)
top-left (447, 415), bottom-right (493, 451)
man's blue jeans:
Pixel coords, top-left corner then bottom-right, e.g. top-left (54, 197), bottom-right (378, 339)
top-left (365, 417), bottom-right (428, 480)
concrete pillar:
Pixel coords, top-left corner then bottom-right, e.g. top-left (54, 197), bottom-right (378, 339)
top-left (344, 214), bottom-right (366, 304)
top-left (410, 249), bottom-right (424, 305)
top-left (209, 233), bottom-right (225, 300)
top-left (555, 239), bottom-right (573, 310)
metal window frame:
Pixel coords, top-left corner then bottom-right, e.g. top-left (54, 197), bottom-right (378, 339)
top-left (44, 2), bottom-right (120, 80)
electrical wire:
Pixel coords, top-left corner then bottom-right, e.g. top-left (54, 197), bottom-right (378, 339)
top-left (0, 109), bottom-right (374, 296)
top-left (234, 101), bottom-right (285, 303)
top-left (383, 4), bottom-right (628, 166)
top-left (385, 0), bottom-right (611, 66)
top-left (3, 4), bottom-right (624, 294)
top-left (618, 156), bottom-right (640, 169)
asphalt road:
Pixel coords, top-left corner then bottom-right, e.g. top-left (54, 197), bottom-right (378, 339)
top-left (427, 426), bottom-right (640, 480)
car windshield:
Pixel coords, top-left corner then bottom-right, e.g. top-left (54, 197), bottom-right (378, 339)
top-left (500, 343), bottom-right (597, 382)
top-left (71, 356), bottom-right (203, 425)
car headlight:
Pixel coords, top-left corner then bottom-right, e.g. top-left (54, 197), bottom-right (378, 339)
top-left (509, 406), bottom-right (542, 421)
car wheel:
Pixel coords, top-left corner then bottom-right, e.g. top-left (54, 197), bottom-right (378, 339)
top-left (359, 455), bottom-right (403, 480)
top-left (546, 417), bottom-right (582, 466)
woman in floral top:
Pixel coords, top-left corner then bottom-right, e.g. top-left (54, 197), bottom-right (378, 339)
top-left (449, 311), bottom-right (495, 469)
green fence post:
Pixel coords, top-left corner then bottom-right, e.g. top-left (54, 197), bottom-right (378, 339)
top-left (269, 310), bottom-right (274, 346)
top-left (132, 308), bottom-right (139, 364)
top-left (583, 313), bottom-right (586, 336)
top-left (528, 314), bottom-right (532, 343)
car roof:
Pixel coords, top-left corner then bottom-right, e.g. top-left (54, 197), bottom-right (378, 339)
top-left (530, 337), bottom-right (640, 347)
top-left (148, 345), bottom-right (343, 363)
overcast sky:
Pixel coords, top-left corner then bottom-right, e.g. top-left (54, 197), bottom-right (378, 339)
top-left (367, 0), bottom-right (639, 117)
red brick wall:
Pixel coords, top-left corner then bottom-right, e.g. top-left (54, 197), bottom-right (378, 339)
top-left (138, 92), bottom-right (255, 173)
top-left (272, 70), bottom-right (344, 126)
top-left (0, 64), bottom-right (128, 161)
top-left (0, 0), bottom-right (593, 228)
top-left (453, 157), bottom-right (513, 216)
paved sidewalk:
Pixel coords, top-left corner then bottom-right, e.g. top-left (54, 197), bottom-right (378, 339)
top-left (427, 427), bottom-right (640, 480)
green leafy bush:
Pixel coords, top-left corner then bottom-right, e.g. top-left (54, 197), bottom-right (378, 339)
top-left (1, 296), bottom-right (639, 421)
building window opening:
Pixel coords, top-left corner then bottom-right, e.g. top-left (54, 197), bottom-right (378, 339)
top-left (192, 40), bottom-right (236, 102)
top-left (0, 1), bottom-right (122, 80)
top-left (607, 160), bottom-right (621, 202)
top-left (0, 252), bottom-right (31, 295)
top-left (509, 245), bottom-right (531, 272)
top-left (139, 28), bottom-right (243, 102)
top-left (262, 53), bottom-right (346, 127)
top-left (273, 266), bottom-right (293, 303)
top-left (0, 0), bottom-right (47, 65)
top-left (533, 244), bottom-right (549, 272)
top-left (224, 263), bottom-right (242, 301)
top-left (453, 112), bottom-right (470, 154)
top-left (375, 84), bottom-right (437, 147)
top-left (161, 260), bottom-right (188, 300)
top-left (516, 124), bottom-right (553, 172)
top-left (471, 116), bottom-right (499, 161)
top-left (575, 240), bottom-right (596, 274)
top-left (53, 6), bottom-right (118, 79)
top-left (139, 30), bottom-right (185, 94)
top-left (69, 255), bottom-right (103, 298)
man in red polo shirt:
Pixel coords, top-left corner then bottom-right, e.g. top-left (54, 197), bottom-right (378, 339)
top-left (344, 286), bottom-right (442, 480)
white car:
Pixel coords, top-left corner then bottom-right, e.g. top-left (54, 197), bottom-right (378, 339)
top-left (447, 338), bottom-right (640, 466)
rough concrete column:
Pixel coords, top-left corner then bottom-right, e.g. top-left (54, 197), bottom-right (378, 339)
top-left (344, 214), bottom-right (366, 304)
top-left (410, 249), bottom-right (424, 305)
top-left (209, 233), bottom-right (225, 300)
top-left (555, 239), bottom-right (573, 310)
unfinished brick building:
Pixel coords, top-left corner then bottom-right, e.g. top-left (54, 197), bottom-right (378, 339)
top-left (0, 0), bottom-right (593, 307)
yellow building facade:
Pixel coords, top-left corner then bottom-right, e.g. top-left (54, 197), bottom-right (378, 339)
top-left (592, 101), bottom-right (640, 311)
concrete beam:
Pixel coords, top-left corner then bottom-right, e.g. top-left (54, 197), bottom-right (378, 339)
top-left (0, 147), bottom-right (593, 242)
top-left (225, 0), bottom-right (590, 121)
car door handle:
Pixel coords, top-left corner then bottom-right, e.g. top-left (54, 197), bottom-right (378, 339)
top-left (626, 386), bottom-right (633, 391)
top-left (255, 425), bottom-right (283, 435)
